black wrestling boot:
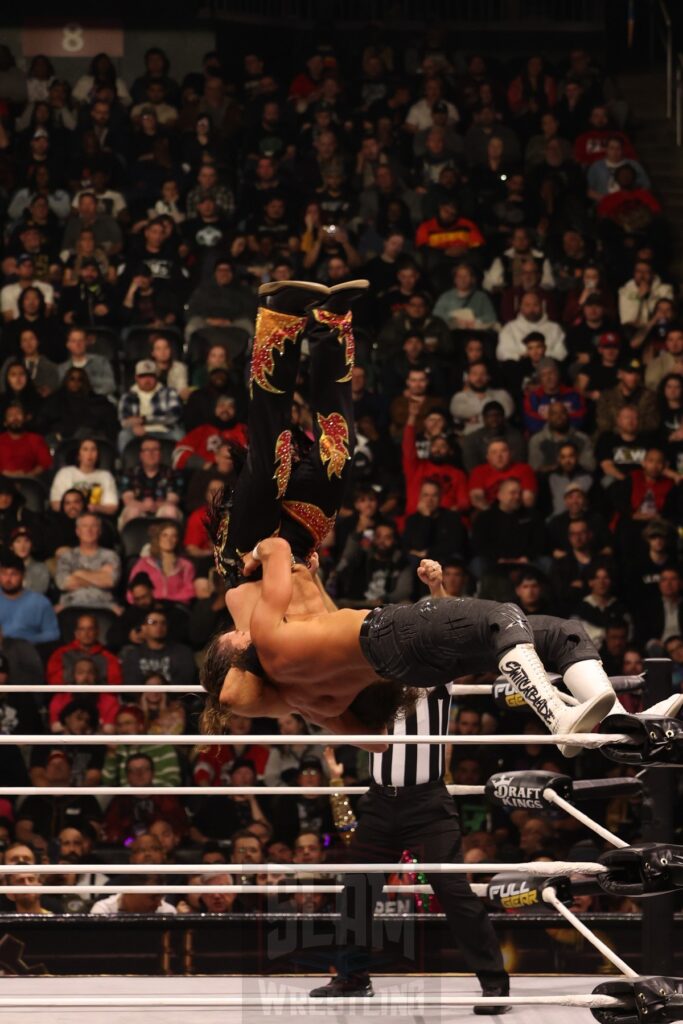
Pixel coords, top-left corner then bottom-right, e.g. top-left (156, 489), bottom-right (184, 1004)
top-left (258, 280), bottom-right (329, 315)
top-left (309, 974), bottom-right (374, 997)
top-left (318, 278), bottom-right (369, 313)
top-left (474, 979), bottom-right (511, 1015)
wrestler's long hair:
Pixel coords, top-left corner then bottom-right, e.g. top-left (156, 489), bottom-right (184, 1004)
top-left (199, 630), bottom-right (250, 736)
top-left (202, 440), bottom-right (247, 551)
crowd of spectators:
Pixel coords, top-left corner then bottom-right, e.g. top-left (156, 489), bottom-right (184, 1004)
top-left (0, 36), bottom-right (681, 917)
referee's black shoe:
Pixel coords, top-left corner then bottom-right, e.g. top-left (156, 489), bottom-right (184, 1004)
top-left (309, 974), bottom-right (374, 997)
top-left (474, 980), bottom-right (511, 1015)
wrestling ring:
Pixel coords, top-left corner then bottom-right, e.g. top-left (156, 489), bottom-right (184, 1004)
top-left (0, 662), bottom-right (682, 1022)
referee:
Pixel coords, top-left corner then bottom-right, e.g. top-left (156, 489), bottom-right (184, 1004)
top-left (311, 560), bottom-right (509, 1013)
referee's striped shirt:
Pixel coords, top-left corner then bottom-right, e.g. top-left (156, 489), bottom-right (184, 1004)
top-left (371, 684), bottom-right (453, 787)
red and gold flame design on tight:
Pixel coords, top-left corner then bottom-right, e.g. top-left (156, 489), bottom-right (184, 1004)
top-left (317, 412), bottom-right (350, 479)
top-left (282, 500), bottom-right (336, 549)
top-left (313, 307), bottom-right (355, 382)
top-left (273, 430), bottom-right (293, 499)
top-left (250, 307), bottom-right (306, 395)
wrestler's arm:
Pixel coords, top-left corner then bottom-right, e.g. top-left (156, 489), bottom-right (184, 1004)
top-left (417, 558), bottom-right (447, 598)
top-left (249, 538), bottom-right (295, 649)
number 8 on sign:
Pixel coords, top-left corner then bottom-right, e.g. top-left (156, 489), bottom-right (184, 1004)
top-left (62, 24), bottom-right (84, 53)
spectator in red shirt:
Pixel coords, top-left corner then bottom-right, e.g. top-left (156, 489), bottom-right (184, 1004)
top-left (46, 611), bottom-right (122, 687)
top-left (192, 712), bottom-right (269, 784)
top-left (415, 199), bottom-right (484, 257)
top-left (288, 54), bottom-right (325, 104)
top-left (172, 395), bottom-right (248, 471)
top-left (523, 358), bottom-right (586, 434)
top-left (573, 105), bottom-right (636, 166)
top-left (597, 163), bottom-right (662, 224)
top-left (402, 398), bottom-right (469, 515)
top-left (628, 448), bottom-right (673, 520)
top-left (184, 477), bottom-right (223, 557)
top-left (102, 753), bottom-right (189, 843)
top-left (469, 438), bottom-right (538, 510)
top-left (49, 655), bottom-right (120, 733)
top-left (0, 403), bottom-right (51, 477)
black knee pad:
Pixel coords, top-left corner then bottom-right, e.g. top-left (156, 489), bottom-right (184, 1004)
top-left (527, 615), bottom-right (599, 675)
top-left (487, 602), bottom-right (534, 660)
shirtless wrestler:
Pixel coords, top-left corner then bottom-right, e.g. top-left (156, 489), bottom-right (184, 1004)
top-left (224, 538), bottom-right (683, 757)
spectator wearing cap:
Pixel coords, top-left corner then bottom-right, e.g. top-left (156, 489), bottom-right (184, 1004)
top-left (575, 331), bottom-right (622, 402)
top-left (0, 551), bottom-right (58, 644)
top-left (523, 358), bottom-right (586, 434)
top-left (645, 324), bottom-right (683, 390)
top-left (496, 292), bottom-right (567, 363)
top-left (269, 756), bottom-right (336, 847)
top-left (547, 449), bottom-right (595, 517)
top-left (528, 402), bottom-right (595, 474)
top-left (461, 400), bottom-right (527, 473)
top-left (595, 358), bottom-right (660, 434)
top-left (432, 263), bottom-right (497, 330)
top-left (406, 77), bottom-right (459, 133)
top-left (547, 481), bottom-right (613, 559)
top-left (117, 360), bottom-right (183, 453)
top-left (58, 257), bottom-right (117, 329)
top-left (625, 518), bottom-right (679, 606)
top-left (0, 403), bottom-right (51, 478)
top-left (618, 259), bottom-right (673, 328)
top-left (190, 757), bottom-right (270, 843)
top-left (1, 254), bottom-right (54, 321)
top-left (57, 326), bottom-right (116, 397)
top-left (468, 438), bottom-right (537, 511)
top-left (10, 527), bottom-right (49, 594)
top-left (450, 362), bottom-right (515, 434)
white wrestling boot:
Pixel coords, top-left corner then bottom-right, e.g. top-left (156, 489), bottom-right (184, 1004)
top-left (498, 645), bottom-right (615, 759)
top-left (563, 659), bottom-right (683, 728)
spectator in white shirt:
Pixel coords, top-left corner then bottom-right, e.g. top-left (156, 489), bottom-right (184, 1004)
top-left (1, 255), bottom-right (54, 321)
top-left (90, 880), bottom-right (177, 915)
top-left (618, 260), bottom-right (673, 328)
top-left (50, 437), bottom-right (119, 516)
top-left (405, 77), bottom-right (459, 133)
top-left (449, 362), bottom-right (515, 433)
top-left (496, 291), bottom-right (567, 363)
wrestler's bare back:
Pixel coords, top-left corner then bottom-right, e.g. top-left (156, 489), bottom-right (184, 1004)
top-left (226, 564), bottom-right (379, 717)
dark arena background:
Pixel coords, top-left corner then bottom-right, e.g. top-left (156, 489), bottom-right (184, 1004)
top-left (0, 1), bottom-right (682, 1020)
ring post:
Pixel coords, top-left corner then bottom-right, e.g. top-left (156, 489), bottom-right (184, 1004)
top-left (641, 657), bottom-right (676, 975)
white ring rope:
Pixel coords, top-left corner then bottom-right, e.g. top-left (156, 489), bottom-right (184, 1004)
top-left (0, 861), bottom-right (605, 875)
top-left (1, 732), bottom-right (632, 746)
top-left (543, 886), bottom-right (638, 978)
top-left (0, 883), bottom-right (487, 896)
top-left (0, 784), bottom-right (482, 797)
top-left (0, 994), bottom-right (628, 1009)
top-left (450, 673), bottom-right (645, 698)
top-left (542, 788), bottom-right (628, 849)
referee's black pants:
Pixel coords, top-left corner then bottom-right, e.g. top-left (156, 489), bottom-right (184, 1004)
top-left (335, 780), bottom-right (507, 984)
